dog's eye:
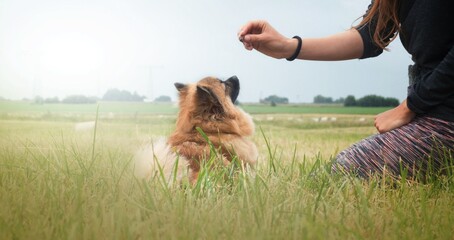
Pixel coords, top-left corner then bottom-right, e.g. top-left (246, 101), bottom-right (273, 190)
top-left (219, 80), bottom-right (223, 84)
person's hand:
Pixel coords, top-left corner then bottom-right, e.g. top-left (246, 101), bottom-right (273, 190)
top-left (238, 20), bottom-right (298, 59)
top-left (374, 99), bottom-right (416, 133)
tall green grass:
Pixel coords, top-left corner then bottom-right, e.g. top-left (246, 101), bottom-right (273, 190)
top-left (0, 110), bottom-right (453, 239)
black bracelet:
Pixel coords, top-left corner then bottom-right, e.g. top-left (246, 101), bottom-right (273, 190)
top-left (286, 36), bottom-right (302, 61)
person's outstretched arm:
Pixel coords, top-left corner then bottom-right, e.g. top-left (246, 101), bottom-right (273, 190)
top-left (238, 19), bottom-right (416, 134)
top-left (238, 20), bottom-right (364, 61)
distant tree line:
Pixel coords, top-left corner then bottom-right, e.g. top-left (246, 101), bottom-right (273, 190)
top-left (313, 95), bottom-right (345, 104)
top-left (260, 95), bottom-right (289, 106)
top-left (33, 95), bottom-right (98, 104)
top-left (43, 96), bottom-right (60, 103)
top-left (62, 95), bottom-right (98, 104)
top-left (313, 94), bottom-right (399, 107)
top-left (102, 89), bottom-right (145, 102)
top-left (344, 95), bottom-right (399, 107)
top-left (153, 95), bottom-right (172, 102)
top-left (30, 89), bottom-right (157, 104)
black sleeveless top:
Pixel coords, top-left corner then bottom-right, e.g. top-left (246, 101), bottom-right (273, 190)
top-left (357, 0), bottom-right (454, 122)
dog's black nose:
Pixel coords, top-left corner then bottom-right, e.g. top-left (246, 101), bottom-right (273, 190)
top-left (225, 76), bottom-right (240, 103)
top-left (174, 82), bottom-right (187, 91)
top-left (226, 75), bottom-right (239, 83)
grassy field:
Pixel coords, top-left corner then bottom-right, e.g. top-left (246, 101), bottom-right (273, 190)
top-left (0, 101), bottom-right (390, 115)
top-left (0, 101), bottom-right (453, 239)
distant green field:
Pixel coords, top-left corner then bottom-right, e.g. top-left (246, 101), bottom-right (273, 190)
top-left (0, 101), bottom-right (177, 114)
top-left (242, 104), bottom-right (390, 115)
top-left (0, 101), bottom-right (390, 116)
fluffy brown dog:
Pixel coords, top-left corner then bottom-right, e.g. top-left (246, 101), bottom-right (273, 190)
top-left (135, 76), bottom-right (258, 184)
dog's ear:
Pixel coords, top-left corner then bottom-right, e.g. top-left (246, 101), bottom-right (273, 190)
top-left (174, 83), bottom-right (187, 92)
top-left (197, 86), bottom-right (220, 106)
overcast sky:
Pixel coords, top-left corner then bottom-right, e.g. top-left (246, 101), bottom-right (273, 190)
top-left (0, 0), bottom-right (413, 103)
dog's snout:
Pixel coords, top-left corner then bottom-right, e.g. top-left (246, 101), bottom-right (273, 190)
top-left (225, 76), bottom-right (239, 89)
top-left (226, 75), bottom-right (239, 84)
top-left (225, 76), bottom-right (240, 103)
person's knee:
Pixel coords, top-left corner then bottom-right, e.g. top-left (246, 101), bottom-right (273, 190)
top-left (331, 150), bottom-right (368, 177)
top-left (331, 151), bottom-right (353, 174)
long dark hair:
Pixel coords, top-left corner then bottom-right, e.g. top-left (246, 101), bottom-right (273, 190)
top-left (356, 0), bottom-right (400, 49)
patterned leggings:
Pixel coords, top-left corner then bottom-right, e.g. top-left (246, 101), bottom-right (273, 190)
top-left (332, 116), bottom-right (454, 178)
